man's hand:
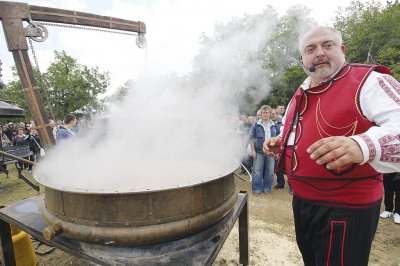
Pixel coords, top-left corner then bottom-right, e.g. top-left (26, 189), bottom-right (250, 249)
top-left (307, 136), bottom-right (364, 170)
top-left (263, 137), bottom-right (281, 157)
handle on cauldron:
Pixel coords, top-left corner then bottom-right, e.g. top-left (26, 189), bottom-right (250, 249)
top-left (43, 223), bottom-right (63, 240)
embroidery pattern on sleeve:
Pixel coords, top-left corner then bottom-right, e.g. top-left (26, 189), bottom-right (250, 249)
top-left (378, 77), bottom-right (400, 105)
top-left (383, 75), bottom-right (400, 94)
top-left (379, 134), bottom-right (400, 163)
top-left (359, 133), bottom-right (376, 163)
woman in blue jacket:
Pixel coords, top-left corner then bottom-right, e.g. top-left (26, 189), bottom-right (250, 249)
top-left (249, 105), bottom-right (279, 194)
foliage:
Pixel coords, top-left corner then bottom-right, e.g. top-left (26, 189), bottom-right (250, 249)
top-left (0, 71), bottom-right (27, 115)
top-left (261, 5), bottom-right (315, 109)
top-left (192, 7), bottom-right (279, 116)
top-left (2, 50), bottom-right (109, 119)
top-left (264, 5), bottom-right (315, 73)
top-left (334, 0), bottom-right (400, 79)
top-left (261, 66), bottom-right (307, 108)
top-left (193, 5), bottom-right (315, 115)
top-left (6, 1), bottom-right (400, 121)
top-left (104, 79), bottom-right (134, 104)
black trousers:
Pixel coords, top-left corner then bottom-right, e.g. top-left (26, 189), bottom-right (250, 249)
top-left (383, 173), bottom-right (400, 214)
top-left (274, 158), bottom-right (285, 187)
top-left (292, 196), bottom-right (380, 266)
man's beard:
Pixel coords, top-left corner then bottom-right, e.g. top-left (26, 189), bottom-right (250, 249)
top-left (311, 63), bottom-right (337, 82)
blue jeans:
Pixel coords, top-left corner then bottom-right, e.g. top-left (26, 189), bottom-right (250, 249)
top-left (252, 152), bottom-right (274, 193)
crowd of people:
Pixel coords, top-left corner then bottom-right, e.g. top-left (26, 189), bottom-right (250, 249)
top-left (0, 121), bottom-right (43, 173)
top-left (238, 104), bottom-right (288, 194)
top-left (0, 114), bottom-right (79, 173)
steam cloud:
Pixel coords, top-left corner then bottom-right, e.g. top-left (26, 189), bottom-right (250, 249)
top-left (35, 12), bottom-right (276, 193)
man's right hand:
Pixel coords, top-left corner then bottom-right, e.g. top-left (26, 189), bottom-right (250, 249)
top-left (263, 137), bottom-right (281, 157)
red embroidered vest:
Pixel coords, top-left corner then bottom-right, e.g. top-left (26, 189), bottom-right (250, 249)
top-left (279, 64), bottom-right (391, 208)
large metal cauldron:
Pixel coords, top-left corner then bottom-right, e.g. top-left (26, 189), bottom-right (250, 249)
top-left (41, 173), bottom-right (237, 246)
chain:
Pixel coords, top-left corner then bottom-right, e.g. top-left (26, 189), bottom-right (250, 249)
top-left (27, 20), bottom-right (137, 73)
top-left (28, 38), bottom-right (41, 74)
top-left (40, 22), bottom-right (138, 36)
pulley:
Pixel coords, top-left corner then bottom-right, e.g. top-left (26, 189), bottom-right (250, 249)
top-left (26, 19), bottom-right (48, 42)
top-left (136, 32), bottom-right (147, 49)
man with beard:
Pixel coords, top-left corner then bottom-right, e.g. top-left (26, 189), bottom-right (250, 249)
top-left (263, 26), bottom-right (400, 265)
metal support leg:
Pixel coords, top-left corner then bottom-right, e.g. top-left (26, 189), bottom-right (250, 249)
top-left (238, 191), bottom-right (249, 265)
top-left (0, 164), bottom-right (9, 178)
top-left (15, 163), bottom-right (40, 193)
top-left (0, 219), bottom-right (16, 266)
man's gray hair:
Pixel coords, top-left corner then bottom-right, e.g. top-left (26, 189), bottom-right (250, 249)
top-left (299, 26), bottom-right (343, 53)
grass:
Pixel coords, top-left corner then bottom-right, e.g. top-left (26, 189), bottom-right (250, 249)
top-left (0, 164), bottom-right (42, 206)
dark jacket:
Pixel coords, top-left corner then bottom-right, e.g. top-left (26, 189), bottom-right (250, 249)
top-left (249, 120), bottom-right (279, 152)
top-left (29, 134), bottom-right (42, 153)
top-left (13, 134), bottom-right (29, 146)
top-left (5, 128), bottom-right (16, 143)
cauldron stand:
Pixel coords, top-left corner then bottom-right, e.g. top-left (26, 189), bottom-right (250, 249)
top-left (0, 146), bottom-right (39, 193)
top-left (0, 191), bottom-right (249, 265)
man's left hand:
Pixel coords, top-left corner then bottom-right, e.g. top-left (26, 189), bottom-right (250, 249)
top-left (307, 136), bottom-right (364, 170)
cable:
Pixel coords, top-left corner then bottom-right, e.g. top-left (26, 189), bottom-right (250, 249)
top-left (30, 236), bottom-right (56, 256)
top-left (233, 163), bottom-right (252, 182)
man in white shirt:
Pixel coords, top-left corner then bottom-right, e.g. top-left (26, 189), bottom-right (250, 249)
top-left (264, 26), bottom-right (400, 266)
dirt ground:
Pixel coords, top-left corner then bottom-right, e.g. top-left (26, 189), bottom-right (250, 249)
top-left (1, 165), bottom-right (400, 265)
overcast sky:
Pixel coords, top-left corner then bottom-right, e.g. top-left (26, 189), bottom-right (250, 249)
top-left (0, 0), bottom-right (386, 95)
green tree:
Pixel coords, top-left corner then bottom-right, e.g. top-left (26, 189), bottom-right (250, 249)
top-left (192, 7), bottom-right (280, 116)
top-left (193, 5), bottom-right (315, 115)
top-left (1, 74), bottom-right (24, 110)
top-left (3, 50), bottom-right (110, 119)
top-left (262, 66), bottom-right (307, 108)
top-left (260, 5), bottom-right (315, 109)
top-left (334, 0), bottom-right (400, 79)
top-left (105, 79), bottom-right (134, 104)
top-left (264, 5), bottom-right (315, 73)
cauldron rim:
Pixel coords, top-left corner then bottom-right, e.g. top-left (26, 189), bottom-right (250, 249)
top-left (34, 164), bottom-right (239, 194)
